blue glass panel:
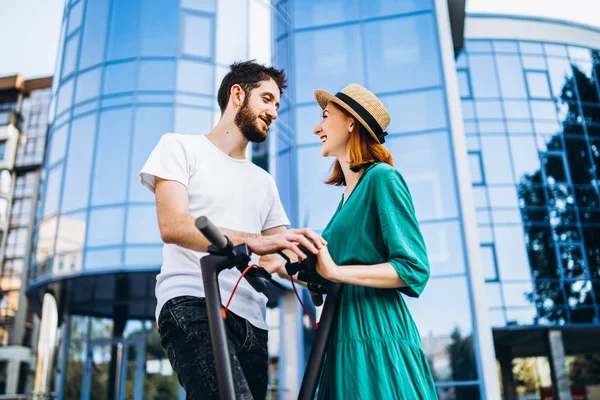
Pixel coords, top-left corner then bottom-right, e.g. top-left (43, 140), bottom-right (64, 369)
top-left (502, 282), bottom-right (535, 307)
top-left (92, 108), bottom-right (133, 206)
top-left (293, 0), bottom-right (359, 29)
top-left (87, 207), bottom-right (125, 246)
top-left (420, 220), bottom-right (465, 276)
top-left (140, 0), bottom-right (178, 57)
top-left (101, 95), bottom-right (134, 108)
top-left (43, 165), bottom-right (64, 217)
top-left (177, 61), bottom-right (214, 94)
top-left (468, 54), bottom-right (499, 98)
top-left (294, 25), bottom-right (364, 104)
top-left (276, 149), bottom-right (294, 225)
top-left (488, 310), bottom-right (506, 327)
top-left (546, 57), bottom-right (573, 99)
top-left (386, 131), bottom-right (458, 221)
top-left (568, 46), bottom-right (591, 62)
top-left (174, 106), bottom-right (212, 135)
top-left (468, 153), bottom-right (483, 184)
top-left (182, 13), bottom-right (213, 59)
top-left (472, 186), bottom-right (488, 209)
top-left (48, 124), bottom-right (69, 165)
top-left (466, 40), bottom-right (492, 52)
top-left (505, 308), bottom-right (537, 326)
top-left (457, 70), bottom-right (471, 99)
top-left (85, 248), bottom-right (122, 270)
top-left (297, 148), bottom-right (342, 231)
top-left (61, 114), bottom-right (97, 212)
top-left (405, 276), bottom-right (475, 382)
top-left (126, 206), bottom-right (161, 244)
top-left (492, 41), bottom-right (517, 53)
top-left (521, 55), bottom-right (546, 70)
top-left (526, 72), bottom-right (551, 99)
top-left (544, 43), bottom-right (567, 57)
top-left (296, 105), bottom-right (322, 145)
top-left (104, 62), bottom-right (137, 94)
top-left (56, 211), bottom-right (87, 255)
top-left (503, 101), bottom-right (530, 119)
top-left (494, 226), bottom-right (531, 281)
top-left (478, 121), bottom-right (504, 134)
top-left (139, 61), bottom-right (176, 91)
top-left (380, 90), bottom-right (446, 133)
top-left (361, 0), bottom-right (431, 19)
top-left (495, 54), bottom-right (527, 99)
top-left (107, 0), bottom-right (142, 61)
top-left (67, 1), bottom-right (84, 35)
top-left (481, 246), bottom-right (498, 281)
top-left (461, 100), bottom-right (475, 120)
top-left (56, 79), bottom-right (75, 116)
top-left (181, 0), bottom-right (216, 12)
top-left (125, 246), bottom-right (163, 267)
top-left (475, 100), bottom-right (503, 119)
top-left (519, 42), bottom-right (543, 55)
top-left (530, 100), bottom-right (556, 120)
top-left (488, 186), bottom-right (518, 208)
top-left (129, 107), bottom-right (174, 202)
top-left (79, 0), bottom-right (110, 70)
top-left (480, 136), bottom-right (513, 184)
top-left (364, 14), bottom-right (441, 93)
top-left (510, 136), bottom-right (540, 182)
top-left (507, 121), bottom-right (533, 134)
top-left (61, 33), bottom-right (80, 79)
top-left (75, 67), bottom-right (102, 104)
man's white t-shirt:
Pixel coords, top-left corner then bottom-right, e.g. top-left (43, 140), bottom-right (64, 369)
top-left (139, 133), bottom-right (290, 330)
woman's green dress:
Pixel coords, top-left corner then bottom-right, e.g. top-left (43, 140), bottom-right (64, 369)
top-left (317, 162), bottom-right (437, 399)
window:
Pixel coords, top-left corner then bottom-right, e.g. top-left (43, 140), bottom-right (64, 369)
top-left (140, 0), bottom-right (178, 57)
top-left (106, 0), bottom-right (142, 61)
top-left (379, 89), bottom-right (447, 134)
top-left (468, 152), bottom-right (485, 185)
top-left (79, 0), bottom-right (110, 70)
top-left (495, 54), bottom-right (527, 99)
top-left (457, 69), bottom-right (472, 99)
top-left (364, 14), bottom-right (441, 94)
top-left (182, 13), bottom-right (213, 59)
top-left (526, 71), bottom-right (552, 99)
top-left (0, 141), bottom-right (6, 161)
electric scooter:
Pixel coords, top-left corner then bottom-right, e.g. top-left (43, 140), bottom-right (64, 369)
top-left (195, 216), bottom-right (343, 400)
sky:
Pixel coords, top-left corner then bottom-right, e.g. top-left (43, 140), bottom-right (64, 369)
top-left (0, 0), bottom-right (599, 79)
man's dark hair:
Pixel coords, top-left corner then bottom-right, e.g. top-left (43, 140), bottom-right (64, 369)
top-left (217, 60), bottom-right (287, 113)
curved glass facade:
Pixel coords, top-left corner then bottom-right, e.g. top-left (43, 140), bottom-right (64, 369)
top-left (273, 1), bottom-right (491, 397)
top-left (31, 0), bottom-right (273, 285)
top-left (458, 39), bottom-right (600, 327)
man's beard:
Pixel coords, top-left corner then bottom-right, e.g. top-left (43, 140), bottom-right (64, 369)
top-left (235, 98), bottom-right (269, 143)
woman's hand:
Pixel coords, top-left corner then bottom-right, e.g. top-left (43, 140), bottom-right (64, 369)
top-left (316, 246), bottom-right (340, 281)
top-left (258, 253), bottom-right (287, 276)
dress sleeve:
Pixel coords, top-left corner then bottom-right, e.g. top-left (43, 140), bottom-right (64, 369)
top-left (375, 168), bottom-right (430, 297)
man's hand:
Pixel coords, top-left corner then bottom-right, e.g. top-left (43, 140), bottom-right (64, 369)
top-left (248, 228), bottom-right (327, 260)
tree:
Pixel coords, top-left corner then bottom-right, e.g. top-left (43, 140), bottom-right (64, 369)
top-left (447, 327), bottom-right (479, 399)
top-left (521, 50), bottom-right (600, 324)
top-left (569, 354), bottom-right (600, 386)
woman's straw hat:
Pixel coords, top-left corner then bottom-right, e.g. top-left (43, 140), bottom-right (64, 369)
top-left (314, 83), bottom-right (390, 144)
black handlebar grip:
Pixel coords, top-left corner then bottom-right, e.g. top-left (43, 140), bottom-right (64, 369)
top-left (310, 291), bottom-right (323, 307)
top-left (195, 216), bottom-right (228, 250)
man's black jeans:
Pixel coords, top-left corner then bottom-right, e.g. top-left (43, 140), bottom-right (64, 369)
top-left (158, 296), bottom-right (268, 399)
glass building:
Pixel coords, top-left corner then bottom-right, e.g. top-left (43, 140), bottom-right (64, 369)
top-left (20, 0), bottom-right (600, 399)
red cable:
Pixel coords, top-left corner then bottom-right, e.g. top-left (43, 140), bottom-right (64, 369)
top-left (291, 277), bottom-right (319, 330)
top-left (222, 264), bottom-right (257, 320)
top-left (222, 264), bottom-right (320, 331)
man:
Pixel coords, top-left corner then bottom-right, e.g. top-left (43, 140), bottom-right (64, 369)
top-left (139, 60), bottom-right (325, 399)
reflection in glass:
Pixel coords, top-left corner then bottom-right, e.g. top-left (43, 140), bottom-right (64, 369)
top-left (79, 0), bottom-right (110, 70)
top-left (495, 54), bottom-right (527, 99)
top-left (0, 170), bottom-right (12, 195)
top-left (87, 208), bottom-right (125, 247)
top-left (106, 0), bottom-right (141, 61)
top-left (126, 206), bottom-right (161, 245)
top-left (104, 62), bottom-right (137, 94)
top-left (292, 0), bottom-right (359, 29)
top-left (125, 246), bottom-right (163, 268)
top-left (129, 107), bottom-right (174, 202)
top-left (61, 34), bottom-right (80, 79)
top-left (174, 107), bottom-right (212, 136)
top-left (89, 345), bottom-right (111, 400)
top-left (363, 14), bottom-right (441, 93)
top-left (468, 54), bottom-right (499, 98)
top-left (386, 132), bottom-right (458, 221)
top-left (182, 13), bottom-right (213, 58)
top-left (43, 165), bottom-right (64, 217)
top-left (406, 277), bottom-right (475, 382)
top-left (92, 108), bottom-right (133, 206)
top-left (139, 61), bottom-right (176, 91)
top-left (54, 212), bottom-right (87, 275)
top-left (63, 340), bottom-right (86, 400)
top-left (75, 68), bottom-right (102, 104)
top-left (140, 0), bottom-right (178, 57)
top-left (177, 61), bottom-right (214, 95)
top-left (380, 89), bottom-right (447, 134)
top-left (294, 25), bottom-right (364, 104)
top-left (143, 331), bottom-right (181, 399)
top-left (420, 221), bottom-right (465, 276)
top-left (526, 71), bottom-right (551, 99)
top-left (61, 114), bottom-right (97, 212)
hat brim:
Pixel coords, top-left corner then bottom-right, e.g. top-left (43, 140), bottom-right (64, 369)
top-left (314, 89), bottom-right (381, 143)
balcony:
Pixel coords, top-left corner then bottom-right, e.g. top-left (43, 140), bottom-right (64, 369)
top-left (0, 109), bottom-right (22, 131)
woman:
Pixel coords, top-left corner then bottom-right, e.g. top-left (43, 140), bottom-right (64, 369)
top-left (310, 83), bottom-right (437, 399)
